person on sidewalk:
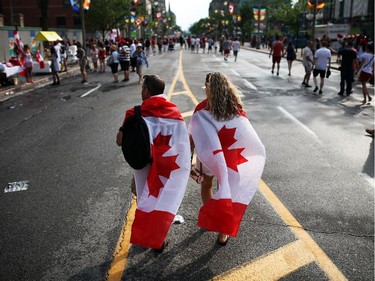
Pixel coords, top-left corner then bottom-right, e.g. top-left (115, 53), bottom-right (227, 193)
top-left (22, 44), bottom-right (34, 84)
top-left (269, 35), bottom-right (284, 76)
top-left (189, 72), bottom-right (266, 246)
top-left (356, 44), bottom-right (374, 104)
top-left (337, 41), bottom-right (358, 96)
top-left (116, 74), bottom-right (190, 253)
top-left (313, 41), bottom-right (331, 94)
top-left (76, 42), bottom-right (87, 84)
top-left (50, 45), bottom-right (60, 85)
top-left (302, 41), bottom-right (314, 87)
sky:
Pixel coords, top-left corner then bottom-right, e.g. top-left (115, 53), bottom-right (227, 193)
top-left (169, 0), bottom-right (211, 31)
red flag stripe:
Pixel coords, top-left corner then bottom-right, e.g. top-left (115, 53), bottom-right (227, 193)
top-left (198, 199), bottom-right (247, 236)
top-left (130, 209), bottom-right (174, 249)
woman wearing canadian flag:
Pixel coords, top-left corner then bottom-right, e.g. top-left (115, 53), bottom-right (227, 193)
top-left (189, 72), bottom-right (266, 246)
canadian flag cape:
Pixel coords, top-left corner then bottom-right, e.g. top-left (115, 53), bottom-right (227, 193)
top-left (189, 99), bottom-right (266, 237)
top-left (126, 95), bottom-right (190, 249)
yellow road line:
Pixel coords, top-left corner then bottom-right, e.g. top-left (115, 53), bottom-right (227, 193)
top-left (213, 240), bottom-right (316, 280)
top-left (213, 180), bottom-right (347, 280)
top-left (167, 50), bottom-right (199, 106)
top-left (106, 196), bottom-right (137, 281)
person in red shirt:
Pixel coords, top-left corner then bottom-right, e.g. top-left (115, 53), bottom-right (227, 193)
top-left (269, 35), bottom-right (284, 76)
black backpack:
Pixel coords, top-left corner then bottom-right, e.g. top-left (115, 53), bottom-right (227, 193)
top-left (121, 106), bottom-right (152, 169)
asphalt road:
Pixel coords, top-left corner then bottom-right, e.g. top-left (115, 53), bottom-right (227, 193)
top-left (0, 46), bottom-right (373, 281)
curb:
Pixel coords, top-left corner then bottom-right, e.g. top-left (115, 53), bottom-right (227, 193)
top-left (0, 66), bottom-right (80, 103)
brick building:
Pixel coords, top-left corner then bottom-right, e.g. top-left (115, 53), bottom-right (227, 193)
top-left (0, 0), bottom-right (80, 29)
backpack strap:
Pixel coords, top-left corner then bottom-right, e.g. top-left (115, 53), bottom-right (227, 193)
top-left (134, 105), bottom-right (141, 117)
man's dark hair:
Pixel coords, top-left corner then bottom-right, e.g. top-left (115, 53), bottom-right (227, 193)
top-left (143, 75), bottom-right (165, 96)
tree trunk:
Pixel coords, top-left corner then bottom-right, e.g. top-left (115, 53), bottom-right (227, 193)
top-left (40, 0), bottom-right (49, 31)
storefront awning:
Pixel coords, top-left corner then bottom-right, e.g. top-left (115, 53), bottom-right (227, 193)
top-left (34, 31), bottom-right (63, 42)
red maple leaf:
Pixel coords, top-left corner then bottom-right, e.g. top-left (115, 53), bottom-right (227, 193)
top-left (213, 125), bottom-right (248, 172)
top-left (147, 132), bottom-right (180, 198)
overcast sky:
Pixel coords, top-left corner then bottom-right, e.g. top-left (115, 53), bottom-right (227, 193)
top-left (169, 0), bottom-right (211, 31)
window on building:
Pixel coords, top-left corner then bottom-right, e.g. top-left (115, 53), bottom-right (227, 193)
top-left (73, 17), bottom-right (81, 29)
top-left (56, 17), bottom-right (66, 28)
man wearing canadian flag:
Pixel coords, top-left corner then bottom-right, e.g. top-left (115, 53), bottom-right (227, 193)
top-left (117, 75), bottom-right (190, 251)
top-left (189, 72), bottom-right (266, 245)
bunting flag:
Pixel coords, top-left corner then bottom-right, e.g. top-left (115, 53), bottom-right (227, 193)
top-left (229, 3), bottom-right (234, 15)
top-left (13, 30), bottom-right (24, 56)
top-left (189, 100), bottom-right (266, 237)
top-left (127, 96), bottom-right (190, 249)
top-left (35, 50), bottom-right (45, 69)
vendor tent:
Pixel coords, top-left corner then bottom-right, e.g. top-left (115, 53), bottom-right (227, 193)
top-left (34, 31), bottom-right (63, 42)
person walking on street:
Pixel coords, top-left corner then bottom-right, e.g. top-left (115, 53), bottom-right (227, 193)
top-left (119, 42), bottom-right (130, 82)
top-left (188, 72), bottom-right (266, 246)
top-left (302, 41), bottom-right (314, 87)
top-left (337, 41), bottom-right (358, 96)
top-left (109, 45), bottom-right (119, 83)
top-left (132, 43), bottom-right (148, 84)
top-left (76, 42), bottom-right (87, 84)
top-left (223, 36), bottom-right (232, 61)
top-left (285, 42), bottom-right (296, 76)
top-left (356, 44), bottom-right (374, 104)
top-left (98, 41), bottom-right (106, 73)
top-left (116, 74), bottom-right (190, 252)
top-left (89, 44), bottom-right (99, 72)
top-left (232, 38), bottom-right (240, 62)
top-left (269, 35), bottom-right (284, 75)
top-left (313, 41), bottom-right (331, 94)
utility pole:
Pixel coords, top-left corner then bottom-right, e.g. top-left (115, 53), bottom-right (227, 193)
top-left (79, 0), bottom-right (86, 48)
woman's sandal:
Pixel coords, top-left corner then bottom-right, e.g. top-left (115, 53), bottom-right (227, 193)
top-left (217, 234), bottom-right (229, 246)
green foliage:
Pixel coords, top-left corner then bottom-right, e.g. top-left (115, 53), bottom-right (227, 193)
top-left (85, 0), bottom-right (134, 38)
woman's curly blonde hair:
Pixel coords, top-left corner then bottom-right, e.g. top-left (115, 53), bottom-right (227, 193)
top-left (205, 72), bottom-right (244, 121)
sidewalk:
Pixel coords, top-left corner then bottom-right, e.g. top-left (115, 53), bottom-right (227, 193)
top-left (0, 65), bottom-right (80, 103)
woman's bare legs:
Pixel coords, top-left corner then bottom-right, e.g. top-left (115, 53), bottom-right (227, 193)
top-left (200, 175), bottom-right (228, 244)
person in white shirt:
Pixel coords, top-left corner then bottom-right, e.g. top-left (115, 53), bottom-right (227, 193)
top-left (302, 41), bottom-right (314, 87)
top-left (195, 37), bottom-right (200, 53)
top-left (232, 38), bottom-right (240, 61)
top-left (313, 41), bottom-right (331, 94)
top-left (356, 44), bottom-right (374, 104)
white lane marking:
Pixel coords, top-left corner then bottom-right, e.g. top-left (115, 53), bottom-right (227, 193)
top-left (243, 79), bottom-right (257, 91)
top-left (277, 106), bottom-right (321, 144)
top-left (80, 83), bottom-right (102, 98)
top-left (231, 69), bottom-right (240, 76)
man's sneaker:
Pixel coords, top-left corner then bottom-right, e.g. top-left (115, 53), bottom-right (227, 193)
top-left (271, 70), bottom-right (274, 74)
top-left (319, 90), bottom-right (323, 94)
top-left (277, 72), bottom-right (279, 76)
top-left (313, 86), bottom-right (319, 92)
top-left (302, 82), bottom-right (306, 85)
top-left (305, 84), bottom-right (312, 88)
top-left (338, 92), bottom-right (344, 96)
